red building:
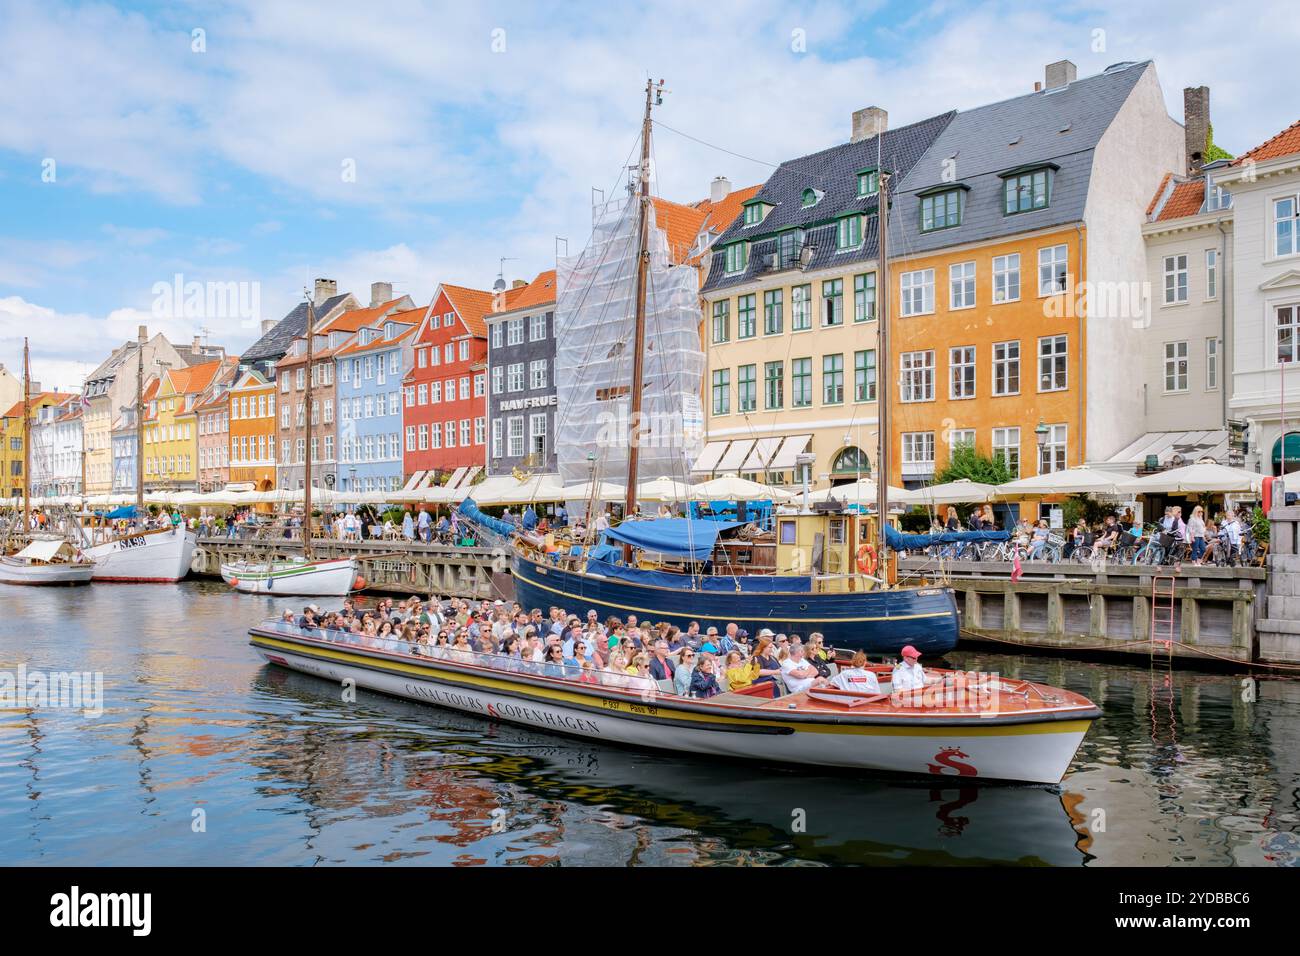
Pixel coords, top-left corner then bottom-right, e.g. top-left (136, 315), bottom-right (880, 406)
top-left (403, 283), bottom-right (518, 477)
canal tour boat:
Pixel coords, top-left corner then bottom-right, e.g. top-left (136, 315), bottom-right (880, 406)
top-left (248, 618), bottom-right (1100, 784)
top-left (0, 537), bottom-right (96, 586)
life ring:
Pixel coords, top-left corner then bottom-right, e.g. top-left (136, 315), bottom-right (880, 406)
top-left (856, 543), bottom-right (878, 576)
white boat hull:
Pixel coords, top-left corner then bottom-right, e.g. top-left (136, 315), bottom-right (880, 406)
top-left (0, 556), bottom-right (95, 585)
top-left (250, 630), bottom-right (1093, 784)
top-left (84, 527), bottom-right (196, 583)
top-left (221, 558), bottom-right (361, 596)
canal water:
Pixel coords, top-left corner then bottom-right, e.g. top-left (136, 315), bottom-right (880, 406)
top-left (2, 581), bottom-right (1297, 866)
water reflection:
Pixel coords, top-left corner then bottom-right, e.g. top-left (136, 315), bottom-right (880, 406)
top-left (0, 582), bottom-right (1296, 865)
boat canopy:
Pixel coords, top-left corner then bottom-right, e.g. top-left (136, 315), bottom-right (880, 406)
top-left (14, 539), bottom-right (73, 562)
top-left (587, 557), bottom-right (811, 592)
top-left (884, 525), bottom-right (1009, 551)
top-left (99, 505), bottom-right (138, 520)
top-left (604, 517), bottom-right (742, 561)
top-left (458, 498), bottom-right (516, 537)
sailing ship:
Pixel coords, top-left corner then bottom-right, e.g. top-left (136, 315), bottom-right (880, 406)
top-left (76, 333), bottom-right (196, 582)
top-left (465, 81), bottom-right (960, 656)
top-left (0, 338), bottom-right (95, 585)
top-left (221, 296), bottom-right (362, 597)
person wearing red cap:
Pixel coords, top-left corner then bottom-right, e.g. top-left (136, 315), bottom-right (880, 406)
top-left (890, 645), bottom-right (928, 694)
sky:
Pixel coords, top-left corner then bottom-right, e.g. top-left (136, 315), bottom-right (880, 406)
top-left (0, 0), bottom-right (1295, 391)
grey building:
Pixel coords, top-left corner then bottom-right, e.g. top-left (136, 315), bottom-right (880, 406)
top-left (485, 270), bottom-right (557, 475)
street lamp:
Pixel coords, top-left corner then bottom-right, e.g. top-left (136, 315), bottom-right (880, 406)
top-left (1034, 421), bottom-right (1049, 474)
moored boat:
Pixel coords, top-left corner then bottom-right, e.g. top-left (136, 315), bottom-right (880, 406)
top-left (221, 555), bottom-right (363, 596)
top-left (80, 523), bottom-right (196, 583)
top-left (249, 618), bottom-right (1100, 784)
top-left (0, 538), bottom-right (95, 586)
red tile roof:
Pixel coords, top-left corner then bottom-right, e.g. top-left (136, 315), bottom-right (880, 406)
top-left (318, 298), bottom-right (408, 335)
top-left (334, 324), bottom-right (416, 357)
top-left (1146, 172), bottom-right (1174, 217)
top-left (1236, 119), bottom-right (1300, 165)
top-left (1157, 180), bottom-right (1207, 221)
top-left (504, 270), bottom-right (557, 311)
top-left (651, 197), bottom-right (709, 264)
top-left (694, 183), bottom-right (763, 237)
top-left (442, 284), bottom-right (514, 338)
top-left (2, 392), bottom-right (78, 420)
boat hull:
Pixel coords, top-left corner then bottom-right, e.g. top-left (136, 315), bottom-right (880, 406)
top-left (221, 557), bottom-right (360, 596)
top-left (84, 527), bottom-right (196, 583)
top-left (0, 558), bottom-right (95, 585)
top-left (249, 626), bottom-right (1093, 784)
top-left (511, 553), bottom-right (960, 655)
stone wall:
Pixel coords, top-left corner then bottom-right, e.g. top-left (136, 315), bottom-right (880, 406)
top-left (1258, 505), bottom-right (1300, 663)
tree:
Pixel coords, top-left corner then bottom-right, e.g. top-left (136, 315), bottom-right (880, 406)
top-left (933, 444), bottom-right (1012, 486)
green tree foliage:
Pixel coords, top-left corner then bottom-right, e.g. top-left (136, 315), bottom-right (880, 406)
top-left (934, 443), bottom-right (1013, 486)
top-left (1205, 124), bottom-right (1233, 163)
top-left (1250, 505), bottom-right (1270, 543)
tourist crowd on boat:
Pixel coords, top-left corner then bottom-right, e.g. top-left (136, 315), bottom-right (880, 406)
top-left (273, 595), bottom-right (928, 700)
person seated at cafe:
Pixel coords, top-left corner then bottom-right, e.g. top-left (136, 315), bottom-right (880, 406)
top-left (1027, 519), bottom-right (1051, 560)
top-left (830, 651), bottom-right (881, 693)
top-left (1094, 515), bottom-right (1121, 553)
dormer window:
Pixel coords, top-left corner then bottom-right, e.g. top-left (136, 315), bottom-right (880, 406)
top-left (919, 186), bottom-right (966, 232)
top-left (724, 241), bottom-right (749, 275)
top-left (384, 321), bottom-right (397, 339)
top-left (742, 199), bottom-right (771, 227)
top-left (857, 169), bottom-right (879, 197)
top-left (801, 188), bottom-right (823, 208)
top-left (1000, 163), bottom-right (1056, 215)
top-left (836, 214), bottom-right (863, 250)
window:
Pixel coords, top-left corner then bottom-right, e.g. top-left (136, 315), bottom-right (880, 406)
top-left (429, 347), bottom-right (439, 367)
top-left (281, 405), bottom-right (291, 428)
top-left (1039, 423), bottom-right (1067, 474)
top-left (530, 360), bottom-right (548, 390)
top-left (724, 242), bottom-right (748, 274)
top-left (282, 373), bottom-right (291, 393)
top-left (459, 340), bottom-right (469, 362)
top-left (1207, 336), bottom-right (1220, 390)
top-left (743, 202), bottom-right (764, 226)
top-left (1164, 341), bottom-right (1189, 391)
top-left (854, 349), bottom-right (876, 402)
top-left (853, 273), bottom-right (876, 322)
top-left (900, 350), bottom-right (935, 402)
top-left (737, 294), bottom-right (756, 338)
top-left (459, 377), bottom-right (470, 400)
top-left (1038, 335), bottom-right (1068, 391)
top-left (777, 229), bottom-right (804, 266)
top-left (900, 269), bottom-right (934, 316)
top-left (791, 284), bottom-right (812, 331)
top-left (444, 343), bottom-right (453, 363)
top-left (323, 435), bottom-right (333, 462)
top-left (763, 289), bottom-right (783, 335)
top-left (406, 426), bottom-right (416, 451)
top-left (460, 419), bottom-right (470, 447)
top-left (404, 385), bottom-right (415, 407)
top-left (475, 416), bottom-right (486, 445)
top-left (506, 319), bottom-right (523, 346)
top-left (920, 189), bottom-right (961, 231)
top-left (791, 358), bottom-right (812, 407)
top-left (507, 363), bottom-right (524, 392)
top-left (764, 361), bottom-right (783, 409)
top-left (363, 395), bottom-right (374, 419)
top-left (1163, 254), bottom-right (1189, 304)
top-left (801, 188), bottom-right (818, 208)
top-left (324, 398), bottom-right (334, 423)
top-left (474, 373), bottom-right (485, 397)
top-left (857, 169), bottom-right (879, 197)
top-left (376, 355), bottom-right (386, 384)
top-left (737, 364), bottom-right (757, 412)
top-left (529, 413), bottom-right (547, 459)
top-left (950, 346), bottom-right (976, 399)
top-left (901, 432), bottom-right (936, 474)
top-left (711, 300), bottom-right (730, 344)
top-left (815, 353), bottom-right (842, 405)
top-left (507, 417), bottom-right (524, 457)
top-left (530, 313), bottom-right (547, 341)
top-left (1206, 249), bottom-right (1218, 300)
top-left (948, 429), bottom-right (976, 456)
top-left (418, 424), bottom-right (428, 450)
top-left (993, 340), bottom-right (1020, 396)
top-left (992, 427), bottom-right (1020, 478)
top-left (1278, 305), bottom-right (1299, 364)
top-left (492, 366), bottom-right (503, 395)
top-left (992, 253), bottom-right (1020, 303)
top-left (416, 383), bottom-right (428, 406)
top-left (428, 423), bottom-right (440, 449)
top-left (387, 392), bottom-right (399, 416)
top-left (1275, 196), bottom-right (1299, 257)
top-left (950, 261), bottom-right (976, 309)
top-left (1038, 244), bottom-right (1069, 295)
top-left (444, 421), bottom-right (455, 448)
top-left (711, 369), bottom-right (730, 415)
top-left (818, 279), bottom-right (844, 327)
top-left (836, 215), bottom-right (862, 250)
top-left (491, 419), bottom-right (502, 458)
top-left (1003, 168), bottom-right (1050, 214)
top-left (491, 324), bottom-right (502, 349)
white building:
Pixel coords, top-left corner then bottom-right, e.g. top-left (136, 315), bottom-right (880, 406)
top-left (30, 396), bottom-right (84, 496)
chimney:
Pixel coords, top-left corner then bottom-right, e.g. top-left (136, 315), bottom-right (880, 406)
top-left (1184, 86), bottom-right (1210, 176)
top-left (851, 107), bottom-right (888, 143)
top-left (710, 176), bottom-right (732, 204)
top-left (260, 318), bottom-right (276, 334)
top-left (137, 324), bottom-right (148, 345)
top-left (369, 281), bottom-right (393, 307)
top-left (511, 279), bottom-right (527, 289)
top-left (1044, 60), bottom-right (1077, 90)
top-left (191, 335), bottom-right (203, 356)
top-left (313, 277), bottom-right (337, 306)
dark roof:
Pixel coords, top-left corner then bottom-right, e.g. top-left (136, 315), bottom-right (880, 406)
top-left (702, 110), bottom-right (956, 293)
top-left (888, 61), bottom-right (1150, 256)
top-left (241, 293), bottom-right (350, 365)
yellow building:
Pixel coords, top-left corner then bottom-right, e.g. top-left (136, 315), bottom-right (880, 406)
top-left (143, 359), bottom-right (227, 491)
top-left (1, 391), bottom-right (76, 500)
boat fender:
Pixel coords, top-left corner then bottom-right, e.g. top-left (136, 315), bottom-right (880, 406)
top-left (353, 575), bottom-right (367, 591)
top-left (855, 543), bottom-right (878, 576)
top-left (228, 578), bottom-right (239, 588)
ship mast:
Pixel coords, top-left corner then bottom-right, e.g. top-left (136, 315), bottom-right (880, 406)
top-left (302, 297), bottom-right (316, 561)
top-left (875, 171), bottom-right (892, 583)
top-left (622, 79), bottom-right (661, 550)
top-left (135, 336), bottom-right (145, 516)
top-left (22, 337), bottom-right (31, 531)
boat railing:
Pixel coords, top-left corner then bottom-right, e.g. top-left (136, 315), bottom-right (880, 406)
top-left (261, 620), bottom-right (668, 698)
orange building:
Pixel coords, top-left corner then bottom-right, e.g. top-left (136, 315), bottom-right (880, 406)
top-left (228, 368), bottom-right (277, 491)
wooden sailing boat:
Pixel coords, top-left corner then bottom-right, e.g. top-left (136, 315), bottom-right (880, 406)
top-left (78, 331), bottom-right (198, 582)
top-left (221, 297), bottom-right (362, 596)
top-left (489, 82), bottom-right (961, 655)
top-left (0, 338), bottom-right (95, 585)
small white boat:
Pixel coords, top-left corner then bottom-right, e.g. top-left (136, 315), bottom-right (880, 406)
top-left (82, 525), bottom-right (196, 583)
top-left (0, 538), bottom-right (95, 586)
top-left (221, 556), bottom-right (363, 596)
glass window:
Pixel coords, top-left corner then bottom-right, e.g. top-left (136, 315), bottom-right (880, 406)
top-left (737, 294), bottom-right (756, 338)
top-left (1207, 336), bottom-right (1220, 389)
top-left (992, 254), bottom-right (1020, 303)
top-left (791, 285), bottom-right (812, 331)
top-left (791, 358), bottom-right (812, 407)
top-left (836, 215), bottom-right (862, 249)
top-left (1206, 248), bottom-right (1218, 300)
top-left (901, 350), bottom-right (935, 402)
top-left (1003, 168), bottom-right (1050, 214)
top-left (854, 349), bottom-right (876, 402)
top-left (1163, 254), bottom-right (1189, 304)
top-left (920, 189), bottom-right (961, 231)
top-left (853, 273), bottom-right (876, 322)
top-left (821, 279), bottom-right (843, 327)
top-left (506, 319), bottom-right (524, 346)
top-left (900, 269), bottom-right (934, 316)
top-left (738, 364), bottom-right (757, 412)
top-left (764, 361), bottom-right (783, 410)
top-left (857, 170), bottom-right (879, 197)
top-left (949, 346), bottom-right (976, 399)
top-left (1277, 305), bottom-right (1298, 364)
top-left (530, 313), bottom-right (547, 341)
top-left (724, 242), bottom-right (748, 274)
top-left (763, 289), bottom-right (783, 335)
top-left (1038, 335), bottom-right (1068, 391)
top-left (1275, 196), bottom-right (1298, 257)
top-left (901, 432), bottom-right (935, 472)
top-left (712, 300), bottom-right (730, 344)
top-left (950, 261), bottom-right (976, 309)
top-left (1038, 244), bottom-right (1069, 295)
top-left (1039, 423), bottom-right (1067, 474)
top-left (1164, 341), bottom-right (1189, 391)
top-left (822, 354), bottom-right (843, 405)
top-left (507, 417), bottom-right (524, 457)
top-left (711, 369), bottom-right (730, 415)
top-left (993, 340), bottom-right (1020, 396)
top-left (993, 427), bottom-right (1020, 478)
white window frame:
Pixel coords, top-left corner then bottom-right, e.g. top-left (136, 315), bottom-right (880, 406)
top-left (1037, 335), bottom-right (1068, 392)
top-left (1205, 248), bottom-right (1218, 300)
top-left (992, 253), bottom-right (1020, 303)
top-left (1163, 254), bottom-right (1189, 304)
top-left (949, 346), bottom-right (976, 400)
top-left (992, 340), bottom-right (1020, 396)
top-left (900, 350), bottom-right (935, 403)
top-left (900, 269), bottom-right (935, 317)
top-left (992, 426), bottom-right (1021, 478)
top-left (1164, 340), bottom-right (1189, 392)
top-left (949, 261), bottom-right (976, 310)
top-left (1038, 423), bottom-right (1068, 475)
top-left (1206, 336), bottom-right (1220, 391)
top-left (1037, 244), bottom-right (1069, 296)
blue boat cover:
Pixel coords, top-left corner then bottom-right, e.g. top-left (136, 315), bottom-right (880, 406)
top-left (603, 517), bottom-right (742, 561)
top-left (458, 498), bottom-right (517, 538)
top-left (585, 557), bottom-right (812, 593)
top-left (99, 505), bottom-right (138, 519)
top-left (884, 525), bottom-right (1009, 550)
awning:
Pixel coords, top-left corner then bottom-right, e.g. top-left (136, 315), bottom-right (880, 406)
top-left (766, 434), bottom-right (813, 471)
top-left (690, 440), bottom-right (729, 476)
top-left (743, 437), bottom-right (782, 471)
top-left (604, 517), bottom-right (742, 561)
top-left (716, 439), bottom-right (755, 473)
top-left (1101, 429), bottom-right (1229, 471)
top-left (15, 539), bottom-right (69, 562)
top-left (1272, 432), bottom-right (1300, 464)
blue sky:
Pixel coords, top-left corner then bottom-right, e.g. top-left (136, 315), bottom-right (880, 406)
top-left (1, 0), bottom-right (1295, 390)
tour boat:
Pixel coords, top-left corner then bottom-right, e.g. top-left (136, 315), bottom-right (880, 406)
top-left (0, 538), bottom-right (96, 586)
top-left (248, 619), bottom-right (1100, 784)
top-left (80, 523), bottom-right (196, 583)
top-left (221, 555), bottom-right (363, 596)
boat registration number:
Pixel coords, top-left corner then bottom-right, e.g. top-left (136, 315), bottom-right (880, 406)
top-left (116, 536), bottom-right (148, 551)
top-left (602, 698), bottom-right (658, 716)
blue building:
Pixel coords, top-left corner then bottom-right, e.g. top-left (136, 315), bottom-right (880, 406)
top-left (111, 405), bottom-right (139, 493)
top-left (336, 307), bottom-right (420, 494)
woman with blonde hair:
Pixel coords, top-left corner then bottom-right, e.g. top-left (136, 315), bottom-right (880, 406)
top-left (724, 649), bottom-right (757, 690)
top-left (1188, 504), bottom-right (1208, 564)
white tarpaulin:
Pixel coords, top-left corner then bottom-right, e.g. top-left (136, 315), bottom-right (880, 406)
top-left (15, 538), bottom-right (70, 562)
top-left (554, 198), bottom-right (705, 487)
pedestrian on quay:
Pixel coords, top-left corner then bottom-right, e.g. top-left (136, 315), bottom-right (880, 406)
top-left (402, 509), bottom-right (415, 541)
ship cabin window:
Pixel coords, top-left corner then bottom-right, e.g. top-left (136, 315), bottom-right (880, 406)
top-left (779, 520), bottom-right (797, 545)
top-left (829, 518), bottom-right (846, 545)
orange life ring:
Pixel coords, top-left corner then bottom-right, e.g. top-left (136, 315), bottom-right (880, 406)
top-left (856, 543), bottom-right (878, 576)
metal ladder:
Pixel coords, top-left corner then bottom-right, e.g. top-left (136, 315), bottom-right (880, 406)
top-left (1149, 575), bottom-right (1179, 753)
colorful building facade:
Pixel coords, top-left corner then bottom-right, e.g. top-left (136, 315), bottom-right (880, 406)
top-left (228, 369), bottom-right (278, 491)
top-left (336, 306), bottom-right (419, 493)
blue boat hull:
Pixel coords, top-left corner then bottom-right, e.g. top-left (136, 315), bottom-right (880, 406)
top-left (510, 554), bottom-right (960, 656)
